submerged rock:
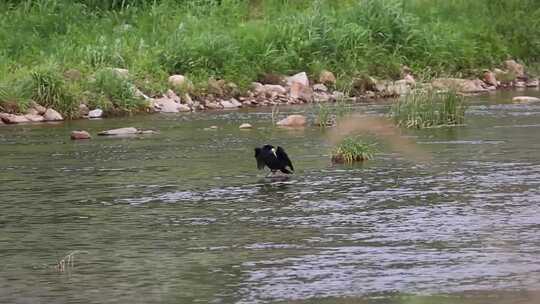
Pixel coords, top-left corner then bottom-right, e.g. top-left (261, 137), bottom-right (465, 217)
top-left (239, 123), bottom-right (252, 129)
top-left (43, 108), bottom-right (63, 121)
top-left (276, 114), bottom-right (307, 127)
top-left (512, 96), bottom-right (540, 103)
top-left (0, 113), bottom-right (30, 124)
top-left (98, 127), bottom-right (146, 136)
top-left (71, 130), bottom-right (91, 140)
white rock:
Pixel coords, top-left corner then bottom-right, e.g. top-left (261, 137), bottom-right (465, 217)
top-left (0, 113), bottom-right (30, 124)
top-left (287, 72), bottom-right (310, 87)
top-left (43, 108), bottom-right (63, 121)
top-left (168, 75), bottom-right (187, 88)
top-left (263, 84), bottom-right (287, 95)
top-left (30, 102), bottom-right (47, 114)
top-left (512, 96), bottom-right (540, 103)
top-left (88, 109), bottom-right (103, 118)
top-left (220, 99), bottom-right (241, 109)
top-left (166, 89), bottom-right (181, 103)
top-left (276, 114), bottom-right (307, 127)
top-left (98, 127), bottom-right (138, 136)
top-left (239, 123), bottom-right (252, 129)
top-left (24, 114), bottom-right (45, 122)
top-left (153, 97), bottom-right (182, 113)
top-left (178, 104), bottom-right (191, 112)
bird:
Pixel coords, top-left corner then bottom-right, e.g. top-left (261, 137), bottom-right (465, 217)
top-left (254, 145), bottom-right (294, 175)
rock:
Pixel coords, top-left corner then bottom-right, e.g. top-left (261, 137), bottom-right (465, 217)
top-left (166, 89), bottom-right (181, 103)
top-left (205, 102), bottom-right (222, 109)
top-left (432, 78), bottom-right (487, 93)
top-left (168, 75), bottom-right (187, 88)
top-left (112, 68), bottom-right (129, 79)
top-left (289, 82), bottom-right (313, 101)
top-left (153, 97), bottom-right (184, 113)
top-left (182, 93), bottom-right (194, 105)
top-left (483, 70), bottom-right (498, 86)
top-left (526, 80), bottom-right (539, 87)
top-left (276, 114), bottom-right (307, 127)
top-left (332, 91), bottom-right (346, 100)
top-left (88, 108), bottom-right (103, 118)
top-left (70, 130), bottom-right (91, 140)
top-left (401, 65), bottom-right (413, 78)
top-left (26, 108), bottom-right (40, 116)
top-left (30, 101), bottom-right (47, 115)
top-left (494, 68), bottom-right (516, 84)
top-left (24, 114), bottom-right (45, 122)
top-left (319, 70), bottom-right (336, 85)
top-left (263, 84), bottom-right (287, 96)
top-left (512, 96), bottom-right (540, 103)
top-left (79, 104), bottom-right (90, 116)
top-left (376, 80), bottom-right (411, 96)
top-left (204, 125), bottom-right (219, 131)
top-left (515, 81), bottom-right (526, 88)
top-left (98, 127), bottom-right (139, 136)
top-left (239, 123), bottom-right (252, 129)
top-left (353, 76), bottom-right (378, 93)
top-left (0, 113), bottom-right (30, 124)
top-left (43, 108), bottom-right (63, 121)
top-left (251, 82), bottom-right (265, 95)
top-left (403, 74), bottom-right (416, 87)
top-left (220, 99), bottom-right (241, 109)
top-left (313, 84), bottom-right (328, 92)
top-left (287, 72), bottom-right (310, 87)
top-left (177, 104), bottom-right (191, 112)
top-left (208, 79), bottom-right (226, 96)
top-left (313, 92), bottom-right (332, 102)
top-left (258, 73), bottom-right (286, 85)
top-left (504, 60), bottom-right (525, 78)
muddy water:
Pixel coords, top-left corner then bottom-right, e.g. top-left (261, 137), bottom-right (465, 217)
top-left (1, 90), bottom-right (540, 303)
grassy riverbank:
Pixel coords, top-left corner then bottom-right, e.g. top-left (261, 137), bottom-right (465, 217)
top-left (1, 0), bottom-right (540, 116)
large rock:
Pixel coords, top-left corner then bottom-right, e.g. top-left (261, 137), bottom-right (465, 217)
top-left (287, 72), bottom-right (310, 87)
top-left (220, 99), bottom-right (242, 109)
top-left (504, 60), bottom-right (525, 78)
top-left (483, 70), bottom-right (498, 86)
top-left (432, 78), bottom-right (486, 93)
top-left (98, 127), bottom-right (139, 136)
top-left (43, 108), bottom-right (63, 121)
top-left (276, 114), bottom-right (307, 127)
top-left (0, 113), bottom-right (30, 124)
top-left (30, 101), bottom-right (47, 115)
top-left (24, 114), bottom-right (45, 122)
top-left (289, 82), bottom-right (313, 101)
top-left (153, 97), bottom-right (190, 113)
top-left (168, 75), bottom-right (187, 88)
top-left (319, 70), bottom-right (336, 85)
top-left (263, 84), bottom-right (287, 96)
top-left (71, 130), bottom-right (91, 140)
top-left (88, 109), bottom-right (103, 118)
top-left (512, 96), bottom-right (540, 103)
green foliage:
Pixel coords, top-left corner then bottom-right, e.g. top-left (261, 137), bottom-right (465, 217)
top-left (315, 101), bottom-right (350, 127)
top-left (391, 90), bottom-right (467, 128)
top-left (332, 137), bottom-right (377, 163)
top-left (0, 0), bottom-right (540, 117)
top-left (23, 68), bottom-right (79, 117)
top-left (88, 69), bottom-right (146, 113)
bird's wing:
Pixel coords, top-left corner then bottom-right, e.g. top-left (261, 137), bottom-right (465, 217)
top-left (276, 146), bottom-right (294, 171)
top-left (254, 148), bottom-right (265, 170)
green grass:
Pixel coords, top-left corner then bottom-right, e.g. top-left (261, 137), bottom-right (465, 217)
top-left (391, 90), bottom-right (467, 128)
top-left (332, 137), bottom-right (377, 163)
top-left (1, 0), bottom-right (540, 116)
top-left (315, 101), bottom-right (350, 127)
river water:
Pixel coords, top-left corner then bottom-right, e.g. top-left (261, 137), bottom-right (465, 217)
top-left (1, 90), bottom-right (540, 303)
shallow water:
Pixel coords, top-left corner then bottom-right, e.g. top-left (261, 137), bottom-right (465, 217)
top-left (1, 90), bottom-right (540, 303)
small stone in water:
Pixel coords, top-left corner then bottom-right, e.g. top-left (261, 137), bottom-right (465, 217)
top-left (239, 123), bottom-right (252, 129)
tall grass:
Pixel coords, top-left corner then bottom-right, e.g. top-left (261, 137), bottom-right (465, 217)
top-left (332, 137), bottom-right (377, 163)
top-left (1, 0), bottom-right (540, 115)
top-left (391, 90), bottom-right (466, 128)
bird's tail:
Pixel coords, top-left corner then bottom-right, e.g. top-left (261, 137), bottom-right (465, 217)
top-left (280, 168), bottom-right (293, 174)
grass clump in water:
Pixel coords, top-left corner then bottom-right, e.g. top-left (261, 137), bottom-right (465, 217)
top-left (316, 101), bottom-right (350, 127)
top-left (332, 137), bottom-right (377, 163)
top-left (390, 90), bottom-right (466, 128)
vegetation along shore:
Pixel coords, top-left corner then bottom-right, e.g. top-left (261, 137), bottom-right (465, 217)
top-left (1, 0), bottom-right (540, 124)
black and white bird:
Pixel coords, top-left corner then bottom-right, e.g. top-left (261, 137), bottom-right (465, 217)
top-left (254, 145), bottom-right (294, 175)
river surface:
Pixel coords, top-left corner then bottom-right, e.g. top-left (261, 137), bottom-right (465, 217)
top-left (1, 90), bottom-right (540, 304)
